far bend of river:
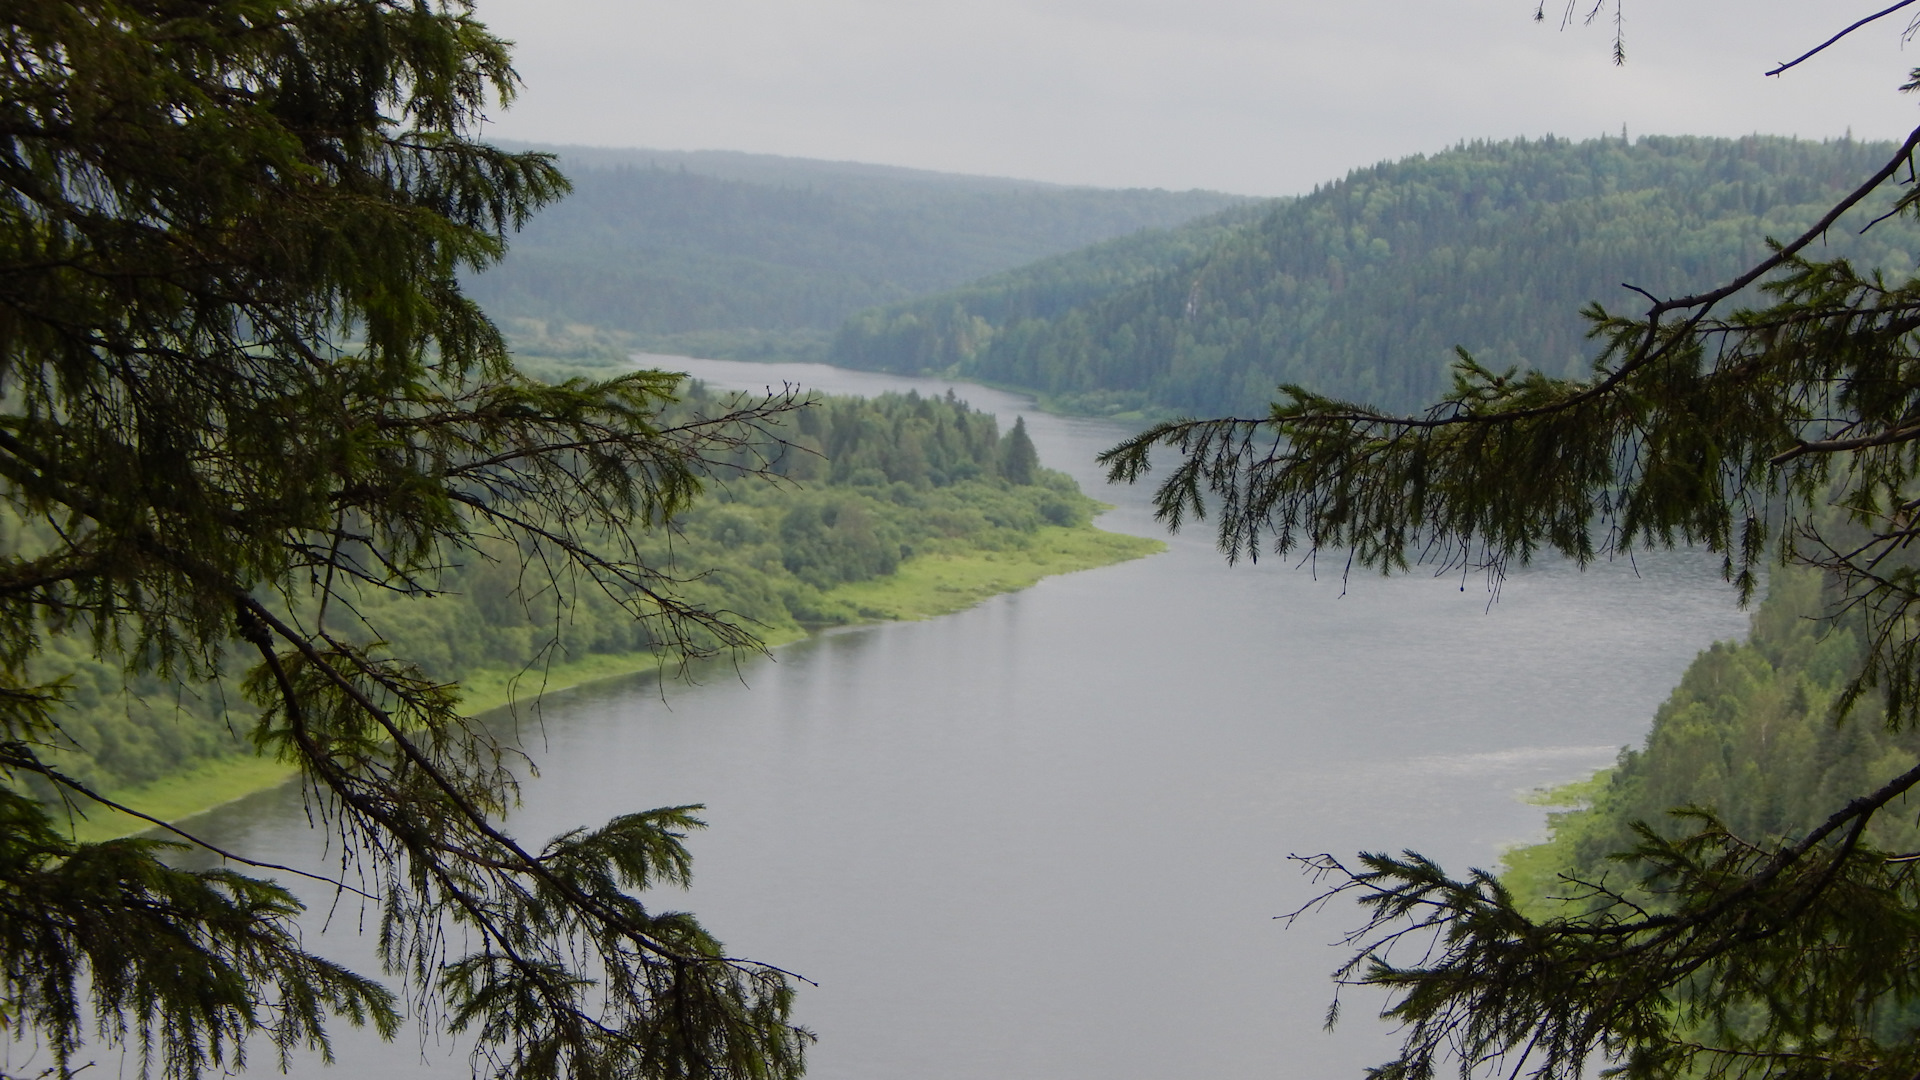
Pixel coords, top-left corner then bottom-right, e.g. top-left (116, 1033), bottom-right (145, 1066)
top-left (175, 357), bottom-right (1751, 1080)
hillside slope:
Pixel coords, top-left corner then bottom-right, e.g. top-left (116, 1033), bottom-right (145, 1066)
top-left (829, 136), bottom-right (1920, 417)
top-left (464, 145), bottom-right (1247, 360)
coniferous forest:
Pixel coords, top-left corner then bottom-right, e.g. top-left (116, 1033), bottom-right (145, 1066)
top-left (830, 135), bottom-right (1920, 417)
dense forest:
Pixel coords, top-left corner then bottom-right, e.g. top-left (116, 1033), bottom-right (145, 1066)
top-left (830, 202), bottom-right (1269, 384)
top-left (830, 135), bottom-right (1920, 417)
top-left (463, 145), bottom-right (1245, 363)
top-left (29, 385), bottom-right (1124, 798)
top-left (1504, 566), bottom-right (1920, 910)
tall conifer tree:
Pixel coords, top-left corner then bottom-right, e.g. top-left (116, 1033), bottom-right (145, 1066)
top-left (1000, 416), bottom-right (1039, 485)
top-left (0, 2), bottom-right (809, 1077)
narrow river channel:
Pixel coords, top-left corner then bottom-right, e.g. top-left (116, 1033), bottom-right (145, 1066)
top-left (173, 358), bottom-right (1750, 1080)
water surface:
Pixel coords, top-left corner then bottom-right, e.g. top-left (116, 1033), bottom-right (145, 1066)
top-left (175, 358), bottom-right (1751, 1080)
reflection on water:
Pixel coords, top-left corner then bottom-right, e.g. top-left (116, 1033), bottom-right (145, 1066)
top-left (168, 357), bottom-right (1751, 1080)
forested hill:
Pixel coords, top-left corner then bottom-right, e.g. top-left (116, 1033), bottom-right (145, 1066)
top-left (463, 144), bottom-right (1247, 360)
top-left (828, 136), bottom-right (1920, 418)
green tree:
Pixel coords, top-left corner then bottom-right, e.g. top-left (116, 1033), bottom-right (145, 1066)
top-left (1101, 10), bottom-right (1920, 1080)
top-left (0, 2), bottom-right (808, 1078)
top-left (1000, 416), bottom-right (1039, 485)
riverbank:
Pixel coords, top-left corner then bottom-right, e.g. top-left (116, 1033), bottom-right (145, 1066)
top-left (68, 521), bottom-right (1162, 842)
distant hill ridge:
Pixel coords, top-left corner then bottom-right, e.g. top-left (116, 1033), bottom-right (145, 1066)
top-left (500, 144), bottom-right (1109, 193)
top-left (467, 142), bottom-right (1250, 361)
top-left (827, 134), bottom-right (1920, 418)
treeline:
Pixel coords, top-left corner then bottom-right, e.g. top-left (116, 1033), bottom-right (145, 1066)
top-left (29, 387), bottom-right (1096, 795)
top-left (463, 146), bottom-right (1245, 362)
top-left (1506, 567), bottom-right (1920, 910)
top-left (830, 135), bottom-right (1920, 417)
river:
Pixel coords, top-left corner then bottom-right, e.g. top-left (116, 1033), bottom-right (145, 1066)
top-left (167, 357), bottom-right (1751, 1080)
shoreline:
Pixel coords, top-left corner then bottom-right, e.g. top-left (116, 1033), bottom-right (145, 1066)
top-left (69, 521), bottom-right (1163, 842)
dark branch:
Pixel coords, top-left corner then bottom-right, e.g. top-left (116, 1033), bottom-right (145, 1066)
top-left (1765, 0), bottom-right (1920, 76)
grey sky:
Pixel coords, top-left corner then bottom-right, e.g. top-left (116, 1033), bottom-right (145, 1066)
top-left (474, 2), bottom-right (1920, 196)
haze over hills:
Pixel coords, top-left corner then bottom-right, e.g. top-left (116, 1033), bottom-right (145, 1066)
top-left (827, 135), bottom-right (1920, 418)
top-left (466, 143), bottom-right (1250, 361)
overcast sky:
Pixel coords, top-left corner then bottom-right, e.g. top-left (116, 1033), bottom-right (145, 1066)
top-left (473, 1), bottom-right (1920, 197)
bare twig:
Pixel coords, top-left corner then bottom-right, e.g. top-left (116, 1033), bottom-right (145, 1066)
top-left (1766, 0), bottom-right (1920, 76)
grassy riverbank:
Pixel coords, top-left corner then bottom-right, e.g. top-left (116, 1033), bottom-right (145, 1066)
top-left (68, 522), bottom-right (1161, 841)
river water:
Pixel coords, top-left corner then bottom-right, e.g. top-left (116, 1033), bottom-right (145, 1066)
top-left (170, 358), bottom-right (1750, 1080)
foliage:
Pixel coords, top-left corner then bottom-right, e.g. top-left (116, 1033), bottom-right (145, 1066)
top-left (838, 135), bottom-right (1920, 417)
top-left (827, 200), bottom-right (1266, 396)
top-left (999, 417), bottom-right (1040, 486)
top-left (0, 2), bottom-right (819, 1077)
top-left (330, 386), bottom-right (1091, 680)
top-left (462, 149), bottom-right (1247, 359)
top-left (0, 783), bottom-right (398, 1078)
top-left (1099, 82), bottom-right (1920, 1080)
top-left (37, 384), bottom-right (1097, 801)
top-left (1507, 569), bottom-right (1920, 904)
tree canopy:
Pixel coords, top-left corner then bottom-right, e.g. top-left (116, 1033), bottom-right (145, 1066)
top-left (0, 2), bottom-right (809, 1077)
top-left (831, 134), bottom-right (1920, 420)
top-left (1100, 11), bottom-right (1920, 1080)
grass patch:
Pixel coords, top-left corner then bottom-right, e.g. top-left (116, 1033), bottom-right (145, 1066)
top-left (1499, 837), bottom-right (1585, 921)
top-left (1500, 768), bottom-right (1614, 920)
top-left (66, 756), bottom-right (299, 843)
top-left (828, 525), bottom-right (1163, 620)
top-left (1522, 769), bottom-right (1612, 808)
